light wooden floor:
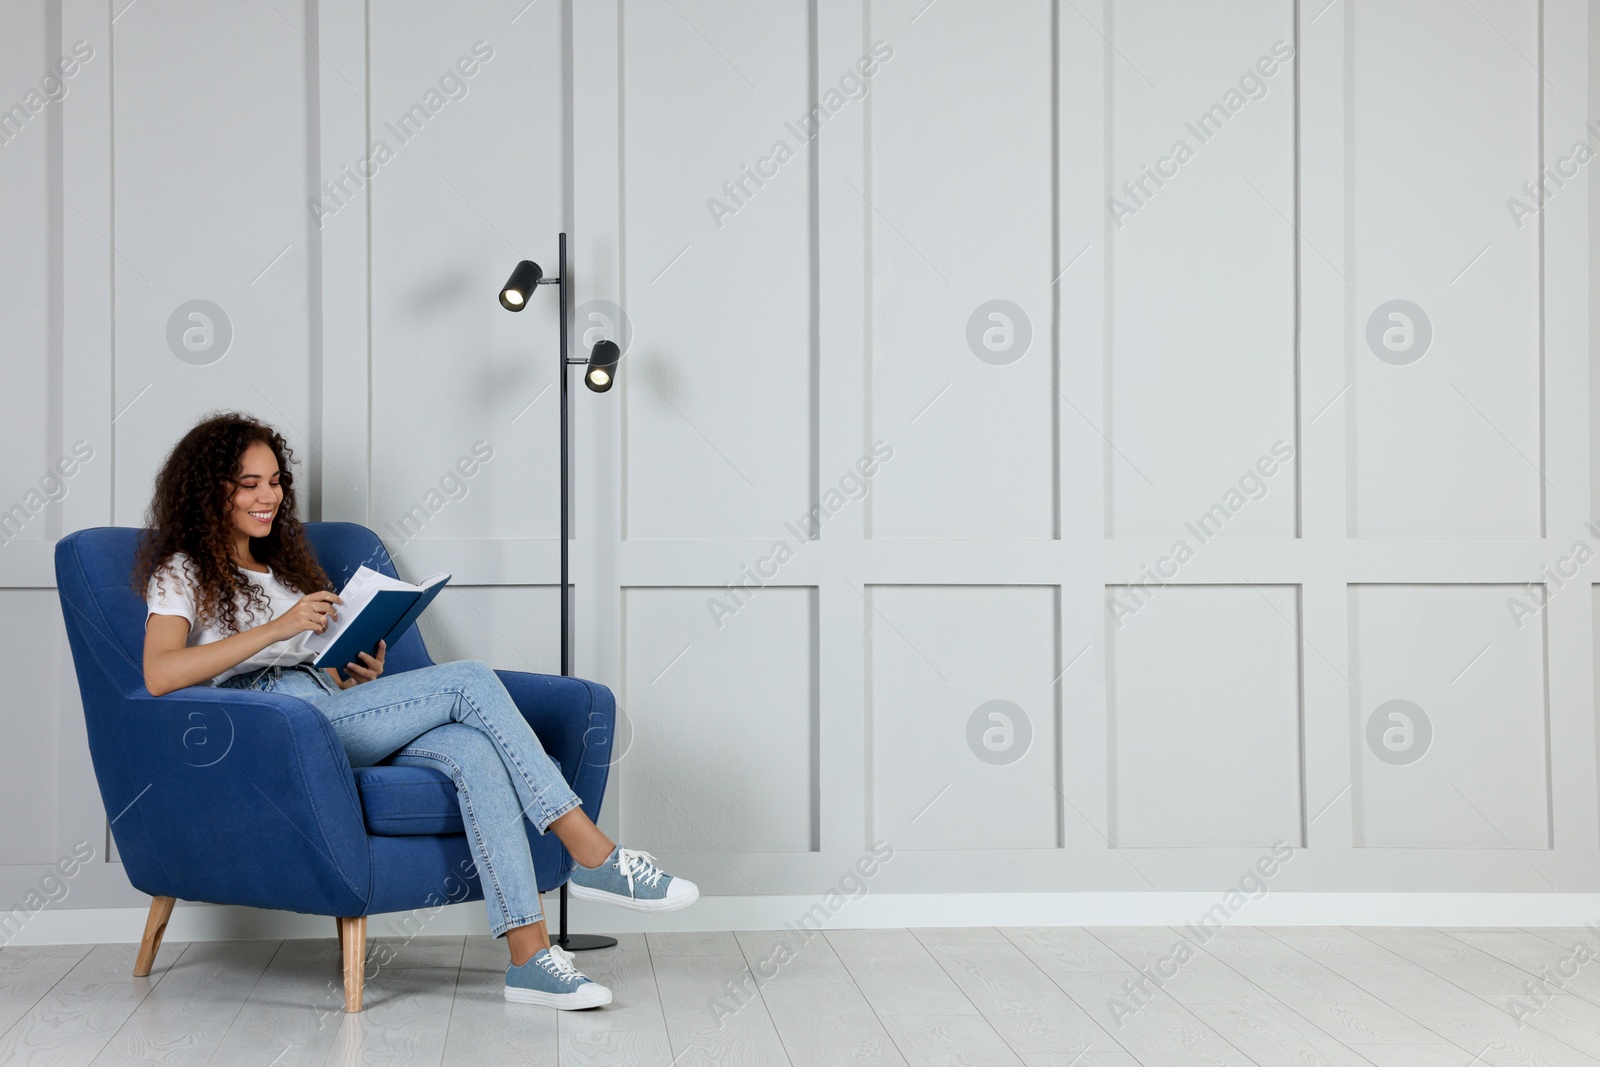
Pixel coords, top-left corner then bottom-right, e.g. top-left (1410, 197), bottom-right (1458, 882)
top-left (3, 925), bottom-right (1599, 1065)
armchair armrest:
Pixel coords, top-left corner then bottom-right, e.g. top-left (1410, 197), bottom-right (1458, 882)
top-left (98, 687), bottom-right (372, 917)
top-left (492, 670), bottom-right (616, 824)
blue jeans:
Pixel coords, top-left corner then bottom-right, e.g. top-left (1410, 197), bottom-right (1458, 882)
top-left (218, 659), bottom-right (581, 936)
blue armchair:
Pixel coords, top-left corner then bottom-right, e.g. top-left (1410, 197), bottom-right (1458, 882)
top-left (53, 522), bottom-right (614, 1011)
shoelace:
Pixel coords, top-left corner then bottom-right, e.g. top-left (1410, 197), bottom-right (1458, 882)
top-left (536, 944), bottom-right (587, 985)
top-left (615, 847), bottom-right (667, 897)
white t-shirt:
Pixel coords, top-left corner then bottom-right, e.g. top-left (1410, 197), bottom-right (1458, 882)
top-left (144, 551), bottom-right (319, 685)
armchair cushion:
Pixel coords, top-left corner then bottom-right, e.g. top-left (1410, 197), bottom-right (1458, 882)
top-left (353, 765), bottom-right (464, 837)
top-left (351, 670), bottom-right (618, 839)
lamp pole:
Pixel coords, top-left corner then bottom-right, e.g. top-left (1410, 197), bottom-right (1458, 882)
top-left (499, 235), bottom-right (618, 951)
top-left (548, 233), bottom-right (618, 952)
top-left (556, 232), bottom-right (571, 679)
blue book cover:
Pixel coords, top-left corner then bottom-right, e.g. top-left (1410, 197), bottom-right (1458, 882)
top-left (311, 572), bottom-right (450, 669)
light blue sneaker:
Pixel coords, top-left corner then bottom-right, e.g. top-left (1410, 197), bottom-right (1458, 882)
top-left (568, 846), bottom-right (700, 912)
top-left (504, 945), bottom-right (612, 1009)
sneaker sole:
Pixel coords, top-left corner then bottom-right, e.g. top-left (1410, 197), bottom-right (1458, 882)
top-left (504, 983), bottom-right (613, 1009)
top-left (568, 882), bottom-right (701, 913)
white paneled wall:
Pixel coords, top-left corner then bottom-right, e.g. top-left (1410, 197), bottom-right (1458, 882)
top-left (867, 0), bottom-right (1056, 540)
top-left (1107, 584), bottom-right (1303, 849)
top-left (1110, 0), bottom-right (1298, 539)
top-left (3, 0), bottom-right (1599, 922)
top-left (109, 0), bottom-right (317, 525)
top-left (1349, 0), bottom-right (1543, 537)
top-left (368, 2), bottom-right (567, 545)
top-left (868, 585), bottom-right (1061, 852)
top-left (623, 587), bottom-right (818, 853)
top-left (0, 1), bottom-right (58, 524)
top-left (1, 1), bottom-right (63, 870)
top-left (622, 0), bottom-right (815, 541)
top-left (1349, 583), bottom-right (1550, 850)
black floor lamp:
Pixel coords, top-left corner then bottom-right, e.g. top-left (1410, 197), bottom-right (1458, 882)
top-left (499, 233), bottom-right (621, 952)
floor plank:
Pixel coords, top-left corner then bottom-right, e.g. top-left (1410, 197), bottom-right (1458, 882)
top-left (440, 934), bottom-right (558, 1067)
top-left (208, 938), bottom-right (351, 1066)
top-left (5, 926), bottom-right (1596, 1065)
top-left (1047, 970), bottom-right (1256, 1066)
top-left (1520, 928), bottom-right (1600, 954)
top-left (558, 1030), bottom-right (676, 1067)
top-left (1445, 929), bottom-right (1600, 1003)
top-left (558, 936), bottom-right (669, 1040)
top-left (760, 980), bottom-right (906, 1066)
top-left (0, 950), bottom-right (104, 1042)
top-left (1352, 1044), bottom-right (1499, 1066)
top-left (1338, 961), bottom-right (1600, 1067)
top-left (0, 943), bottom-right (164, 1067)
top-left (1183, 926), bottom-right (1275, 938)
top-left (1267, 926), bottom-right (1413, 969)
top-left (735, 929), bottom-right (853, 985)
top-left (1002, 928), bottom-right (1129, 974)
top-left (365, 934), bottom-right (466, 972)
top-left (1201, 933), bottom-right (1444, 1045)
top-left (0, 946), bottom-right (97, 959)
top-left (1352, 927), bottom-right (1543, 995)
top-left (1471, 993), bottom-right (1600, 1060)
top-left (1090, 926), bottom-right (1275, 1006)
top-left (93, 940), bottom-right (281, 1067)
top-left (1185, 998), bottom-right (1377, 1067)
top-left (650, 952), bottom-right (791, 1067)
top-left (923, 941), bottom-right (1125, 1061)
top-left (909, 928), bottom-right (1008, 946)
top-left (323, 961), bottom-right (460, 1067)
top-left (880, 1014), bottom-right (1026, 1066)
top-left (826, 930), bottom-right (977, 1019)
top-left (645, 931), bottom-right (741, 957)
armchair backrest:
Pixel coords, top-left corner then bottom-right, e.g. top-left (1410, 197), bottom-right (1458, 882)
top-left (54, 522), bottom-right (435, 704)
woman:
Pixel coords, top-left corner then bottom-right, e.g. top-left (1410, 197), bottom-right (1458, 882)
top-left (134, 411), bottom-right (695, 1010)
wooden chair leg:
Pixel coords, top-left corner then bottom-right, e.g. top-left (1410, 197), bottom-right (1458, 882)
top-left (338, 916), bottom-right (366, 1013)
top-left (336, 915), bottom-right (345, 954)
top-left (133, 895), bottom-right (175, 977)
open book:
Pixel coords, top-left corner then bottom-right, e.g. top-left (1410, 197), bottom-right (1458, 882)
top-left (304, 565), bottom-right (451, 669)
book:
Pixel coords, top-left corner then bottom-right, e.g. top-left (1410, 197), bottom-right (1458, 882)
top-left (303, 565), bottom-right (451, 669)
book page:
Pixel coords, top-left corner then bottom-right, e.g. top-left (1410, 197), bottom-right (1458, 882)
top-left (303, 566), bottom-right (449, 654)
top-left (304, 566), bottom-right (399, 654)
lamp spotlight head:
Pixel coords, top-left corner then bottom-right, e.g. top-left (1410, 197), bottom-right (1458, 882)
top-left (499, 260), bottom-right (543, 311)
top-left (584, 339), bottom-right (621, 393)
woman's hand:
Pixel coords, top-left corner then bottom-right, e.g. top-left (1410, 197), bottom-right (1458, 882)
top-left (272, 590), bottom-right (342, 641)
top-left (342, 639), bottom-right (385, 686)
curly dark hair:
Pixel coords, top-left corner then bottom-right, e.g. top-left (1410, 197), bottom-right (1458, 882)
top-left (130, 411), bottom-right (333, 637)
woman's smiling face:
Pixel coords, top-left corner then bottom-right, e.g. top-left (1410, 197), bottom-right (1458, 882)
top-left (228, 440), bottom-right (283, 544)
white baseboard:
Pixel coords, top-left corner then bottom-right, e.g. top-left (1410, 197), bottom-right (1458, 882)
top-left (7, 892), bottom-right (1600, 947)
